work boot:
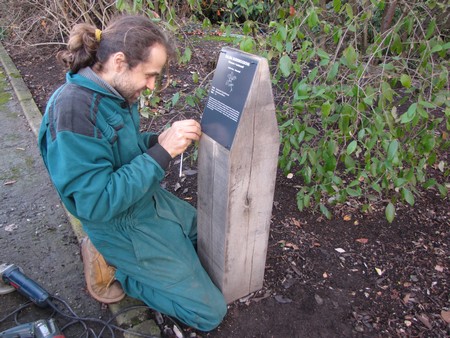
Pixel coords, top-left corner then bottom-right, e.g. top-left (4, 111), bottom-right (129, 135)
top-left (80, 237), bottom-right (125, 304)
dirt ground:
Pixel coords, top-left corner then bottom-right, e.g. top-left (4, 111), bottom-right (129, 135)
top-left (2, 36), bottom-right (449, 338)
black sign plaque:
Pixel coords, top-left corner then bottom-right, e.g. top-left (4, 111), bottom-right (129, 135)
top-left (201, 48), bottom-right (258, 149)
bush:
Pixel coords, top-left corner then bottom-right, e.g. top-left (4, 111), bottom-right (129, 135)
top-left (230, 0), bottom-right (449, 221)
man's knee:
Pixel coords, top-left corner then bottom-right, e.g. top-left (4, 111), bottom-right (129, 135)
top-left (182, 292), bottom-right (227, 332)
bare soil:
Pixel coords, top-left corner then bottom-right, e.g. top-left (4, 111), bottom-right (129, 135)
top-left (2, 38), bottom-right (449, 338)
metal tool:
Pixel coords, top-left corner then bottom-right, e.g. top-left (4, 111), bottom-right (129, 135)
top-left (0, 264), bottom-right (49, 307)
top-left (179, 152), bottom-right (184, 178)
top-left (0, 264), bottom-right (15, 295)
top-left (0, 319), bottom-right (65, 338)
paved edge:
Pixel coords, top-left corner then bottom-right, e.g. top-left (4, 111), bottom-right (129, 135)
top-left (0, 43), bottom-right (42, 137)
top-left (0, 42), bottom-right (85, 240)
top-left (0, 42), bottom-right (158, 336)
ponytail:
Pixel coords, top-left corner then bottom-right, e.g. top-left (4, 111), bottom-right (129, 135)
top-left (57, 23), bottom-right (99, 73)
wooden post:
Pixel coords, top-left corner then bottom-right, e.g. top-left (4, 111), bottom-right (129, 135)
top-left (197, 47), bottom-right (279, 303)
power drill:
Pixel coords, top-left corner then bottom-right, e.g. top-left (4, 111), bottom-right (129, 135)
top-left (0, 264), bottom-right (49, 307)
top-left (0, 319), bottom-right (65, 338)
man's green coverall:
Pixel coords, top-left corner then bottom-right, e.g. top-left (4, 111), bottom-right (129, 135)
top-left (38, 69), bottom-right (226, 331)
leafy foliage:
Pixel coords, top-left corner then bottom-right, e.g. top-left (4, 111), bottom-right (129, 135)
top-left (220, 0), bottom-right (449, 221)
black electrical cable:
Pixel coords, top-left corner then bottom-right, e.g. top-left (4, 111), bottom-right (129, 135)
top-left (46, 297), bottom-right (92, 337)
top-left (46, 297), bottom-right (115, 338)
top-left (0, 301), bottom-right (33, 324)
top-left (0, 301), bottom-right (57, 326)
top-left (1, 295), bottom-right (187, 338)
top-left (48, 296), bottom-right (185, 338)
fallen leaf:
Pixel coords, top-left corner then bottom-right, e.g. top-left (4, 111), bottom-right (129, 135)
top-left (403, 293), bottom-right (411, 304)
top-left (356, 238), bottom-right (368, 244)
top-left (417, 313), bottom-right (432, 329)
top-left (5, 224), bottom-right (18, 232)
top-left (353, 220), bottom-right (359, 225)
top-left (291, 265), bottom-right (302, 277)
top-left (274, 295), bottom-right (292, 304)
top-left (375, 267), bottom-right (384, 276)
top-left (343, 215), bottom-right (351, 221)
top-left (284, 242), bottom-right (299, 250)
top-left (183, 169), bottom-right (198, 176)
top-left (441, 310), bottom-right (450, 324)
top-left (435, 265), bottom-right (444, 272)
top-left (314, 294), bottom-right (324, 305)
top-left (404, 320), bottom-right (412, 327)
top-left (291, 218), bottom-right (302, 228)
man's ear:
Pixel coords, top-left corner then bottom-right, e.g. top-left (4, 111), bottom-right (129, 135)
top-left (110, 52), bottom-right (127, 73)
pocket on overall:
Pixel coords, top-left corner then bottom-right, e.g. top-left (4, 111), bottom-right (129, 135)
top-left (153, 189), bottom-right (198, 241)
top-left (128, 220), bottom-right (198, 289)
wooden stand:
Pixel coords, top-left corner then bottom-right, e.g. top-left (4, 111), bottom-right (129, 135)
top-left (197, 48), bottom-right (279, 303)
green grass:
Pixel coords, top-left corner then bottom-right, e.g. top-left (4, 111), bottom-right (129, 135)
top-left (25, 156), bottom-right (34, 168)
top-left (0, 91), bottom-right (11, 104)
top-left (0, 70), bottom-right (12, 104)
top-left (0, 166), bottom-right (20, 181)
top-left (203, 35), bottom-right (234, 43)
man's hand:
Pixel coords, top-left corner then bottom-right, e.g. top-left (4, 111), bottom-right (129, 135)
top-left (158, 119), bottom-right (202, 158)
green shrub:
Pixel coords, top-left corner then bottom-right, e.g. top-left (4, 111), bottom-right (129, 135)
top-left (230, 0), bottom-right (449, 221)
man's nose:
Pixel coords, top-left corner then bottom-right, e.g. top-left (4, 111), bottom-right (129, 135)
top-left (146, 78), bottom-right (156, 91)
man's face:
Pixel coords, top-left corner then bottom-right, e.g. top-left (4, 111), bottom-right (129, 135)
top-left (113, 43), bottom-right (167, 103)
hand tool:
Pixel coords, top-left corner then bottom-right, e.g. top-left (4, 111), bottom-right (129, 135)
top-left (0, 264), bottom-right (15, 295)
top-left (0, 264), bottom-right (49, 308)
top-left (0, 318), bottom-right (65, 338)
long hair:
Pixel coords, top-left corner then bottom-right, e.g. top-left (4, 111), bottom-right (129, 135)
top-left (57, 15), bottom-right (175, 75)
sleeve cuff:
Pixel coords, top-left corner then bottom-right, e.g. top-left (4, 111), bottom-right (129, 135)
top-left (147, 134), bottom-right (159, 148)
top-left (146, 143), bottom-right (172, 170)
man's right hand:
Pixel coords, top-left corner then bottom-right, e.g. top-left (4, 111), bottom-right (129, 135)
top-left (158, 119), bottom-right (202, 158)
